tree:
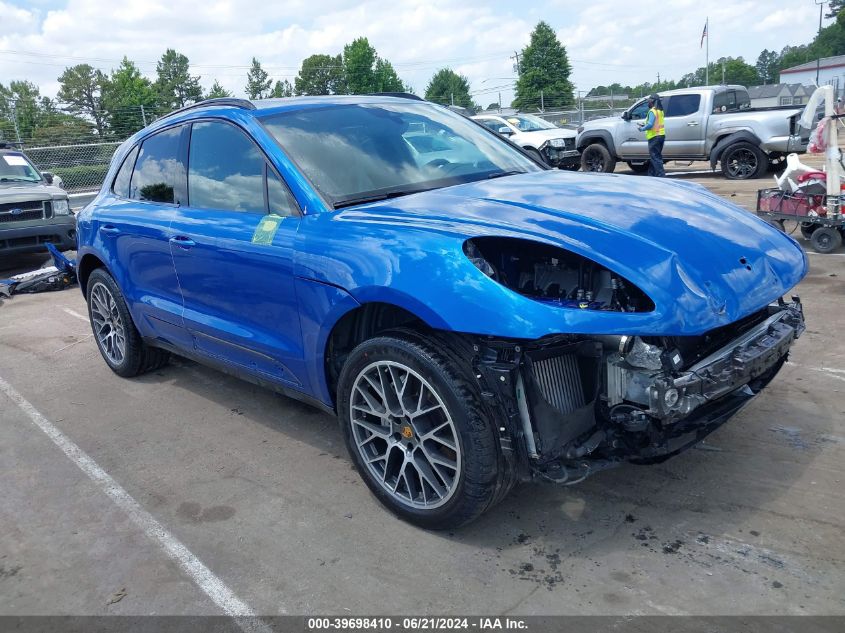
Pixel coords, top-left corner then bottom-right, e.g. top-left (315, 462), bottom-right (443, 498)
top-left (205, 80), bottom-right (232, 99)
top-left (755, 49), bottom-right (780, 84)
top-left (57, 64), bottom-right (107, 136)
top-left (827, 1), bottom-right (844, 19)
top-left (513, 21), bottom-right (574, 111)
top-left (102, 57), bottom-right (158, 136)
top-left (1, 81), bottom-right (42, 141)
top-left (245, 58), bottom-right (272, 99)
top-left (485, 102), bottom-right (500, 110)
top-left (294, 54), bottom-right (344, 95)
top-left (269, 79), bottom-right (293, 98)
top-left (373, 58), bottom-right (406, 92)
top-left (424, 68), bottom-right (472, 107)
top-left (343, 38), bottom-right (378, 94)
top-left (155, 49), bottom-right (202, 110)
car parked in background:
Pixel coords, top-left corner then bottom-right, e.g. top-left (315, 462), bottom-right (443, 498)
top-left (576, 85), bottom-right (807, 179)
top-left (76, 95), bottom-right (806, 529)
top-left (0, 142), bottom-right (75, 257)
top-left (472, 113), bottom-right (579, 170)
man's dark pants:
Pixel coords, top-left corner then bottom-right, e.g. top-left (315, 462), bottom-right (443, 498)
top-left (648, 136), bottom-right (665, 177)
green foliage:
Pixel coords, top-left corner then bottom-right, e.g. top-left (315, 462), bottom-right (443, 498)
top-left (513, 21), bottom-right (574, 111)
top-left (51, 163), bottom-right (110, 190)
top-left (57, 64), bottom-right (107, 135)
top-left (205, 80), bottom-right (232, 99)
top-left (155, 49), bottom-right (203, 110)
top-left (755, 49), bottom-right (780, 84)
top-left (245, 58), bottom-right (272, 99)
top-left (269, 79), bottom-right (293, 98)
top-left (343, 38), bottom-right (378, 94)
top-left (372, 58), bottom-right (406, 92)
top-left (102, 58), bottom-right (158, 137)
top-left (295, 54), bottom-right (344, 95)
top-left (424, 68), bottom-right (472, 107)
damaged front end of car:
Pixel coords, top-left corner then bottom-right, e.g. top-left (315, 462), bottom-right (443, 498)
top-left (462, 237), bottom-right (805, 484)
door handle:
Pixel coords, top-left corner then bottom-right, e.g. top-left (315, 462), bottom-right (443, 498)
top-left (169, 235), bottom-right (196, 249)
top-left (687, 121), bottom-right (700, 126)
top-left (99, 224), bottom-right (120, 235)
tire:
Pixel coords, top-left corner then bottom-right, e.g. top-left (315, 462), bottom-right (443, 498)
top-left (810, 227), bottom-right (843, 254)
top-left (86, 268), bottom-right (169, 377)
top-left (767, 219), bottom-right (785, 232)
top-left (800, 222), bottom-right (819, 240)
top-left (337, 333), bottom-right (510, 529)
top-left (626, 161), bottom-right (649, 174)
top-left (720, 142), bottom-right (766, 180)
top-left (581, 143), bottom-right (616, 173)
top-left (524, 147), bottom-right (547, 165)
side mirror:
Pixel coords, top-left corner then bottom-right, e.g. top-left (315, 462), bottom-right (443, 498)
top-left (621, 112), bottom-right (630, 121)
top-left (497, 126), bottom-right (513, 136)
top-left (42, 171), bottom-right (54, 185)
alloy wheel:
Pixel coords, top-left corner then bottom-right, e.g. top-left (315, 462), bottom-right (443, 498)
top-left (725, 148), bottom-right (758, 179)
top-left (349, 360), bottom-right (461, 509)
top-left (89, 282), bottom-right (127, 365)
top-left (584, 148), bottom-right (605, 171)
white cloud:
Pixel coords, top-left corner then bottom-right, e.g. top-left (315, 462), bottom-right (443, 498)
top-left (0, 0), bottom-right (825, 105)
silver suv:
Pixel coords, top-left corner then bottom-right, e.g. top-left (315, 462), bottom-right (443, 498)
top-left (0, 142), bottom-right (75, 256)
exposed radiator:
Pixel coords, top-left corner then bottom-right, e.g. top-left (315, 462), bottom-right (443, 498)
top-left (531, 354), bottom-right (585, 415)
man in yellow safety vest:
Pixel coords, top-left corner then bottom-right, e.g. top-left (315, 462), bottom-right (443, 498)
top-left (638, 94), bottom-right (665, 177)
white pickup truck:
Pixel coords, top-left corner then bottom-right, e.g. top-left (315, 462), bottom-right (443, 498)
top-left (576, 85), bottom-right (808, 179)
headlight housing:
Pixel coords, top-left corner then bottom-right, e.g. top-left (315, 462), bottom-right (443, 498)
top-left (53, 199), bottom-right (70, 215)
top-left (548, 138), bottom-right (567, 148)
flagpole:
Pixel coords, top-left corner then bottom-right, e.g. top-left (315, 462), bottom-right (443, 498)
top-left (705, 17), bottom-right (709, 85)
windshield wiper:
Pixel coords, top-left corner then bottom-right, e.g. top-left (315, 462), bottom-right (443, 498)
top-left (0, 177), bottom-right (38, 183)
top-left (333, 188), bottom-right (431, 209)
top-left (486, 170), bottom-right (526, 180)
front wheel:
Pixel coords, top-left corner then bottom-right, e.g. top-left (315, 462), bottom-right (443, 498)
top-left (580, 143), bottom-right (616, 173)
top-left (337, 334), bottom-right (510, 529)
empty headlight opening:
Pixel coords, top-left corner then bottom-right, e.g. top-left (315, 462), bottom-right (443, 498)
top-left (464, 237), bottom-right (655, 313)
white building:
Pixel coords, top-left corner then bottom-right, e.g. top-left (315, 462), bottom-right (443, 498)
top-left (779, 55), bottom-right (845, 97)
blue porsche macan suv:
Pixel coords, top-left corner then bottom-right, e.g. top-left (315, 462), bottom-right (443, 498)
top-left (78, 94), bottom-right (807, 528)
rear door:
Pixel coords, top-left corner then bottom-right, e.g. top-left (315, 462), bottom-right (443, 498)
top-left (663, 93), bottom-right (705, 157)
top-left (92, 126), bottom-right (188, 345)
top-left (168, 119), bottom-right (304, 387)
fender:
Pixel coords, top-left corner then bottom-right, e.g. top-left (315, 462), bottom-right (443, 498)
top-left (576, 129), bottom-right (616, 155)
top-left (709, 130), bottom-right (763, 170)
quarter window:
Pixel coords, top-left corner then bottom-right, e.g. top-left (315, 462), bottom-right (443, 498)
top-left (130, 127), bottom-right (185, 204)
top-left (188, 121), bottom-right (265, 213)
top-left (112, 146), bottom-right (138, 198)
top-left (266, 169), bottom-right (299, 217)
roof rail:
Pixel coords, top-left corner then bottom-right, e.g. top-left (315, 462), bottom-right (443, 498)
top-left (161, 97), bottom-right (256, 121)
top-left (366, 92), bottom-right (424, 101)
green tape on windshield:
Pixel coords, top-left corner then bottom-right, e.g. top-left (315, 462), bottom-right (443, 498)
top-left (252, 214), bottom-right (283, 245)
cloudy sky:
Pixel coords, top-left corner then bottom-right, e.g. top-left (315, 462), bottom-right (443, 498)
top-left (0, 0), bottom-right (828, 105)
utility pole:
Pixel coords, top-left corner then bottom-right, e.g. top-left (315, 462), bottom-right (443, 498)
top-left (657, 72), bottom-right (660, 88)
top-left (140, 104), bottom-right (147, 127)
top-left (721, 61), bottom-right (726, 85)
top-left (511, 51), bottom-right (521, 75)
top-left (705, 16), bottom-right (710, 86)
top-left (450, 93), bottom-right (454, 106)
top-left (816, 0), bottom-right (826, 86)
top-left (498, 92), bottom-right (502, 113)
top-left (540, 90), bottom-right (544, 112)
top-left (11, 102), bottom-right (21, 144)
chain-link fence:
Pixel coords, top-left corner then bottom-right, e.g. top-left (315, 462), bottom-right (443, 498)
top-left (538, 107), bottom-right (627, 128)
top-left (22, 142), bottom-right (122, 192)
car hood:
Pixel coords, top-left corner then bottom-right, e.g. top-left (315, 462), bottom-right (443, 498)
top-left (0, 181), bottom-right (66, 200)
top-left (316, 171), bottom-right (806, 336)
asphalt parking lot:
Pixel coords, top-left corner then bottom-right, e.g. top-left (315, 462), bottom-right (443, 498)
top-left (1, 165), bottom-right (844, 619)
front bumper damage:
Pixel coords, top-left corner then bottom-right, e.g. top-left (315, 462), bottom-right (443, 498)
top-left (471, 298), bottom-right (805, 484)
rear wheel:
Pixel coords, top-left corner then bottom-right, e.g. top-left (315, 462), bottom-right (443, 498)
top-left (581, 143), bottom-right (616, 173)
top-left (337, 334), bottom-right (510, 529)
top-left (721, 142), bottom-right (766, 180)
top-left (86, 268), bottom-right (169, 377)
top-left (810, 227), bottom-right (843, 254)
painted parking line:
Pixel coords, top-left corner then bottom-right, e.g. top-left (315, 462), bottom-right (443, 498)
top-left (62, 307), bottom-right (89, 322)
top-left (0, 375), bottom-right (276, 631)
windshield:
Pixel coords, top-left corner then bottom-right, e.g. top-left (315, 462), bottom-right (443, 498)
top-left (503, 114), bottom-right (557, 132)
top-left (0, 152), bottom-right (41, 183)
top-left (261, 102), bottom-right (540, 208)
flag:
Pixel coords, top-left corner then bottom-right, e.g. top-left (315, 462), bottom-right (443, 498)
top-left (700, 21), bottom-right (708, 48)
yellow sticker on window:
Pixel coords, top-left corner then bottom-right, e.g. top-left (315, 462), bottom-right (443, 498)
top-left (251, 214), bottom-right (283, 245)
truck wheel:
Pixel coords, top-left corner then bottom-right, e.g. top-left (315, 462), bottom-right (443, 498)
top-left (86, 268), bottom-right (169, 377)
top-left (810, 227), bottom-right (843, 254)
top-left (337, 334), bottom-right (509, 529)
top-left (626, 161), bottom-right (648, 174)
top-left (800, 222), bottom-right (819, 240)
top-left (721, 142), bottom-right (766, 180)
top-left (524, 147), bottom-right (547, 165)
top-left (581, 143), bottom-right (616, 173)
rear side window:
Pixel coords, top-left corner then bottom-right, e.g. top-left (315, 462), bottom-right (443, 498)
top-left (713, 90), bottom-right (749, 112)
top-left (130, 126), bottom-right (185, 204)
top-left (188, 121), bottom-right (265, 213)
top-left (666, 94), bottom-right (700, 117)
top-left (112, 146), bottom-right (138, 198)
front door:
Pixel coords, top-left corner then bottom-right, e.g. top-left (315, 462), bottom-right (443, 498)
top-left (168, 119), bottom-right (305, 388)
top-left (617, 99), bottom-right (650, 158)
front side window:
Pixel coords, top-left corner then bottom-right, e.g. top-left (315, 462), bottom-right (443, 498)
top-left (262, 102), bottom-right (540, 208)
top-left (112, 146), bottom-right (138, 198)
top-left (188, 121), bottom-right (265, 213)
top-left (665, 94), bottom-right (700, 117)
top-left (629, 101), bottom-right (649, 119)
top-left (130, 126), bottom-right (185, 204)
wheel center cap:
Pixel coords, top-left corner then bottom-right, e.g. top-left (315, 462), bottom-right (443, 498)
top-left (400, 425), bottom-right (414, 440)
